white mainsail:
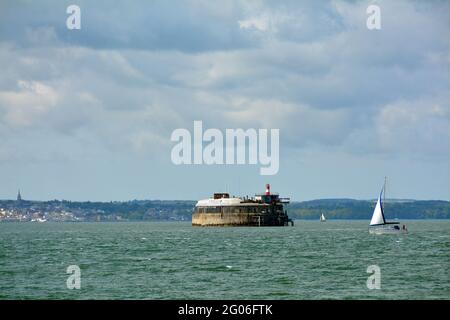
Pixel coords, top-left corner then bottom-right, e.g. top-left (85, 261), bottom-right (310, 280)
top-left (320, 213), bottom-right (326, 221)
top-left (370, 191), bottom-right (386, 226)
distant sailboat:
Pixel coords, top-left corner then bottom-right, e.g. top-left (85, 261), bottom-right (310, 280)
top-left (369, 178), bottom-right (408, 235)
top-left (320, 213), bottom-right (326, 222)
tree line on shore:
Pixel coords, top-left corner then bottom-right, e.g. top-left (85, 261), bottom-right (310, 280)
top-left (1, 198), bottom-right (449, 221)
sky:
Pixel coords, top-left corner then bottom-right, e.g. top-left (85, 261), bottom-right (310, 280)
top-left (0, 0), bottom-right (449, 201)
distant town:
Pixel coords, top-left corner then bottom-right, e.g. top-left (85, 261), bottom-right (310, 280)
top-left (1, 190), bottom-right (449, 222)
top-left (0, 190), bottom-right (195, 222)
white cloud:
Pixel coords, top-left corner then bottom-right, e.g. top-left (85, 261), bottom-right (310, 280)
top-left (0, 80), bottom-right (58, 127)
top-left (238, 16), bottom-right (270, 31)
top-left (377, 98), bottom-right (450, 156)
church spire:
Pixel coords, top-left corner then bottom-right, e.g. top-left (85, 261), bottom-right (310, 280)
top-left (17, 189), bottom-right (22, 202)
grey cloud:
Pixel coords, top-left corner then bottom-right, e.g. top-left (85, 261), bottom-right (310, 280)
top-left (0, 0), bottom-right (449, 200)
top-left (0, 0), bottom-right (258, 52)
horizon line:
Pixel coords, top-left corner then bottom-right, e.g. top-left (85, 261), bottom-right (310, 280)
top-left (1, 197), bottom-right (449, 203)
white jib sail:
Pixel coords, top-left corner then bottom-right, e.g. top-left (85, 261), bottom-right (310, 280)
top-left (370, 192), bottom-right (385, 226)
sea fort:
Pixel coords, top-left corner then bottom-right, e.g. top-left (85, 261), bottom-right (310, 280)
top-left (192, 184), bottom-right (293, 227)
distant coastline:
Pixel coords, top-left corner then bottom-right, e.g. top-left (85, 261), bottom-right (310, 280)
top-left (1, 198), bottom-right (449, 222)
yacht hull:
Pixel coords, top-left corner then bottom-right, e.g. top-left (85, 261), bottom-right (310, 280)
top-left (369, 225), bottom-right (408, 235)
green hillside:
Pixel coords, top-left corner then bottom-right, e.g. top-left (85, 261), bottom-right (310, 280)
top-left (288, 199), bottom-right (450, 220)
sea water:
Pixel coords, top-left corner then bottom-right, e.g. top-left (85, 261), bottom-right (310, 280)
top-left (0, 220), bottom-right (448, 299)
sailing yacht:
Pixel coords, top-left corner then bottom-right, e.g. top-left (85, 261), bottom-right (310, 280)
top-left (369, 179), bottom-right (408, 235)
top-left (320, 213), bottom-right (326, 222)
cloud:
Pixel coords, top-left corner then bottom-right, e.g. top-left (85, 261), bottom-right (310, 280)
top-left (0, 0), bottom-right (449, 200)
top-left (25, 26), bottom-right (58, 45)
top-left (0, 0), bottom-right (258, 52)
top-left (238, 17), bottom-right (269, 32)
top-left (377, 97), bottom-right (450, 157)
top-left (0, 80), bottom-right (58, 127)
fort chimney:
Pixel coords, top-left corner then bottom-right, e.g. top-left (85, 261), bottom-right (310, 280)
top-left (265, 184), bottom-right (270, 195)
